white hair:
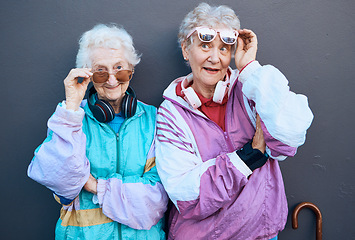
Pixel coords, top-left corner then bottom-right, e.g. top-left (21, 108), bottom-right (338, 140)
top-left (76, 24), bottom-right (141, 68)
top-left (178, 3), bottom-right (241, 48)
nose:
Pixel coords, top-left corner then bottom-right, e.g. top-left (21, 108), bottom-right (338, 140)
top-left (208, 47), bottom-right (220, 64)
top-left (106, 73), bottom-right (117, 85)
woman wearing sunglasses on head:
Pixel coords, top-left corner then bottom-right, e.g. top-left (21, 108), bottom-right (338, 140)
top-left (155, 3), bottom-right (313, 240)
top-left (27, 24), bottom-right (168, 240)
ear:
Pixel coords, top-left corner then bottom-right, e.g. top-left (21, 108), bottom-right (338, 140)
top-left (181, 41), bottom-right (189, 61)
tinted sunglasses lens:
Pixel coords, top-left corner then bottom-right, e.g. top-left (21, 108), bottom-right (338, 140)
top-left (221, 36), bottom-right (236, 44)
top-left (220, 31), bottom-right (237, 44)
top-left (197, 28), bottom-right (216, 42)
top-left (115, 70), bottom-right (133, 82)
top-left (92, 72), bottom-right (109, 83)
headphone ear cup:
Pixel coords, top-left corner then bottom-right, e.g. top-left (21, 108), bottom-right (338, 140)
top-left (121, 87), bottom-right (137, 118)
top-left (88, 99), bottom-right (115, 123)
top-left (213, 81), bottom-right (228, 104)
top-left (182, 87), bottom-right (202, 109)
top-left (94, 99), bottom-right (115, 122)
top-left (180, 74), bottom-right (201, 109)
top-left (87, 86), bottom-right (115, 123)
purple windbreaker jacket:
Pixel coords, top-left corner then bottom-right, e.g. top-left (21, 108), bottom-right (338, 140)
top-left (155, 61), bottom-right (313, 240)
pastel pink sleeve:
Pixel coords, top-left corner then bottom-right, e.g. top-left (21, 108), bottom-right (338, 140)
top-left (27, 103), bottom-right (90, 202)
top-left (96, 142), bottom-right (168, 230)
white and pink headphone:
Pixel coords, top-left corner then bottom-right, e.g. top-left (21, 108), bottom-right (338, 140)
top-left (181, 73), bottom-right (230, 109)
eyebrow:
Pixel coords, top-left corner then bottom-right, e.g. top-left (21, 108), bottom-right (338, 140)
top-left (93, 62), bottom-right (124, 68)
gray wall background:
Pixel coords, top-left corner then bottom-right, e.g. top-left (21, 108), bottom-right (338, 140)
top-left (1, 0), bottom-right (354, 239)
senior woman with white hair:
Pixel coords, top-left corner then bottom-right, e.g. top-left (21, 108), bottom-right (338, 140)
top-left (28, 24), bottom-right (168, 240)
top-left (156, 3), bottom-right (313, 240)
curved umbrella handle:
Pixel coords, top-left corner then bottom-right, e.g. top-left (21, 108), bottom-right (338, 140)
top-left (292, 202), bottom-right (322, 240)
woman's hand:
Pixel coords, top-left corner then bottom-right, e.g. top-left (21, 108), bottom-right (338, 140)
top-left (252, 114), bottom-right (266, 153)
top-left (64, 68), bottom-right (92, 111)
top-left (83, 174), bottom-right (98, 195)
top-left (235, 29), bottom-right (258, 71)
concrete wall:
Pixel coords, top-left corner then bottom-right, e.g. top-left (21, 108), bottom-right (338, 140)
top-left (1, 0), bottom-right (354, 239)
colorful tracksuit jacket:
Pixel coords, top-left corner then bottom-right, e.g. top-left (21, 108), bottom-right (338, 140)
top-left (28, 99), bottom-right (168, 240)
top-left (155, 61), bottom-right (313, 240)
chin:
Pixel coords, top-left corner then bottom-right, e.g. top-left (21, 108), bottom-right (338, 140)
top-left (96, 84), bottom-right (128, 102)
top-left (99, 91), bottom-right (122, 102)
top-left (108, 93), bottom-right (124, 102)
top-left (205, 75), bottom-right (224, 85)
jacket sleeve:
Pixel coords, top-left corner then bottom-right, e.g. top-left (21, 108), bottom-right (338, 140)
top-left (27, 102), bottom-right (91, 204)
top-left (96, 139), bottom-right (168, 230)
top-left (239, 61), bottom-right (314, 160)
top-left (155, 103), bottom-right (252, 220)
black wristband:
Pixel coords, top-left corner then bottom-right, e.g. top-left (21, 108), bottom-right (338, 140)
top-left (236, 141), bottom-right (269, 171)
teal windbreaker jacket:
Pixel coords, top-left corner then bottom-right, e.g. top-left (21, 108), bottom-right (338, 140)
top-left (28, 99), bottom-right (168, 240)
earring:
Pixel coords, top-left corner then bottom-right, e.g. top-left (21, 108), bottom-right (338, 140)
top-left (184, 56), bottom-right (188, 61)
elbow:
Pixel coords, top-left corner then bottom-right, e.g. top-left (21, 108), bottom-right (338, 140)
top-left (140, 194), bottom-right (169, 230)
top-left (140, 193), bottom-right (169, 230)
top-left (122, 208), bottom-right (166, 230)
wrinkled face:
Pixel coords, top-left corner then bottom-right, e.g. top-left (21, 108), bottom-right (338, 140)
top-left (90, 48), bottom-right (131, 105)
top-left (182, 29), bottom-right (232, 96)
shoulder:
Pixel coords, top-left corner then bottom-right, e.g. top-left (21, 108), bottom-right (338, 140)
top-left (137, 101), bottom-right (157, 114)
top-left (135, 101), bottom-right (157, 123)
top-left (157, 100), bottom-right (180, 120)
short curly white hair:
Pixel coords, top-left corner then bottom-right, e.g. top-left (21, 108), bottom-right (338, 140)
top-left (76, 24), bottom-right (141, 68)
top-left (178, 3), bottom-right (240, 48)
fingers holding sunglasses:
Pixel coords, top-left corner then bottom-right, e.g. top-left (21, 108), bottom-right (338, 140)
top-left (235, 29), bottom-right (258, 71)
top-left (64, 68), bottom-right (93, 111)
top-left (238, 29), bottom-right (258, 48)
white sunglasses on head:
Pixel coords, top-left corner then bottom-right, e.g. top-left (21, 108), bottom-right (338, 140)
top-left (186, 26), bottom-right (239, 45)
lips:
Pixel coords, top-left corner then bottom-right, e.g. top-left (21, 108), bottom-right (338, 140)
top-left (104, 84), bottom-right (120, 90)
top-left (203, 67), bottom-right (219, 73)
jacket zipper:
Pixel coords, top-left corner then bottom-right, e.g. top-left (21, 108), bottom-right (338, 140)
top-left (106, 125), bottom-right (120, 174)
top-left (115, 132), bottom-right (120, 173)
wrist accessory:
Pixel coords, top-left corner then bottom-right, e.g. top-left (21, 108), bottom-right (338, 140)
top-left (236, 141), bottom-right (269, 171)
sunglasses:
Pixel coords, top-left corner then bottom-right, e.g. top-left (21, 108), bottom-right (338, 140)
top-left (186, 27), bottom-right (239, 45)
top-left (91, 68), bottom-right (134, 84)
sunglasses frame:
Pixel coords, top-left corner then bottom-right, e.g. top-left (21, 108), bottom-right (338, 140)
top-left (186, 26), bottom-right (239, 45)
top-left (91, 68), bottom-right (134, 84)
